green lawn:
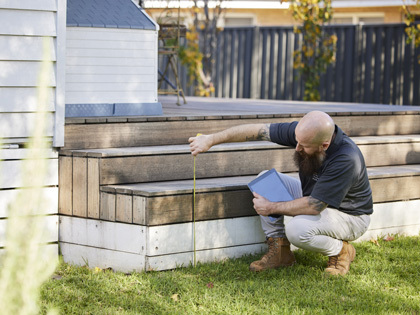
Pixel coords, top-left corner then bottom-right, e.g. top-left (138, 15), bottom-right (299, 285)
top-left (40, 235), bottom-right (420, 314)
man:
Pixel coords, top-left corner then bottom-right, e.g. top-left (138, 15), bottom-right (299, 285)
top-left (189, 111), bottom-right (373, 276)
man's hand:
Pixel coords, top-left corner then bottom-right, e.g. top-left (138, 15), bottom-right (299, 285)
top-left (252, 192), bottom-right (274, 217)
top-left (189, 134), bottom-right (214, 156)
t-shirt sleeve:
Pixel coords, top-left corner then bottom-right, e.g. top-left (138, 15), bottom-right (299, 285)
top-left (310, 153), bottom-right (357, 209)
top-left (269, 122), bottom-right (298, 146)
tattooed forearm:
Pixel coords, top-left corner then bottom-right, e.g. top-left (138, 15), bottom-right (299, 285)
top-left (308, 196), bottom-right (327, 212)
top-left (255, 124), bottom-right (271, 141)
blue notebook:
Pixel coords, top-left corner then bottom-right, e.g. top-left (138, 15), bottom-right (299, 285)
top-left (247, 168), bottom-right (294, 221)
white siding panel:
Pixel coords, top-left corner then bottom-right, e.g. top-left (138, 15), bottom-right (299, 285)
top-left (66, 74), bottom-right (155, 83)
top-left (0, 148), bottom-right (58, 160)
top-left (0, 61), bottom-right (56, 87)
top-left (66, 65), bottom-right (155, 75)
top-left (65, 27), bottom-right (158, 104)
top-left (67, 39), bottom-right (156, 50)
top-left (66, 82), bottom-right (155, 92)
top-left (66, 91), bottom-right (158, 104)
top-left (66, 27), bottom-right (157, 42)
top-left (0, 0), bottom-right (57, 11)
top-left (0, 9), bottom-right (56, 36)
top-left (0, 113), bottom-right (54, 138)
top-left (0, 36), bottom-right (56, 61)
top-left (0, 158), bottom-right (58, 189)
top-left (0, 87), bottom-right (55, 112)
top-left (0, 215), bottom-right (58, 247)
top-left (66, 48), bottom-right (156, 59)
top-left (0, 187), bottom-right (58, 218)
top-left (66, 56), bottom-right (154, 67)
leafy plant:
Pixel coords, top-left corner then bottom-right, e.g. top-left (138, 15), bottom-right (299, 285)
top-left (178, 0), bottom-right (225, 97)
top-left (288, 0), bottom-right (337, 101)
top-left (402, 0), bottom-right (420, 63)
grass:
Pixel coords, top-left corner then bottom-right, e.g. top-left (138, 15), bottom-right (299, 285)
top-left (40, 235), bottom-right (420, 315)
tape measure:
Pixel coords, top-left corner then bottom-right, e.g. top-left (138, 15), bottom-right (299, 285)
top-left (193, 133), bottom-right (202, 267)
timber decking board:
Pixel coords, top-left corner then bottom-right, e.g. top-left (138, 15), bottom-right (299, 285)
top-left (62, 134), bottom-right (420, 157)
top-left (62, 135), bottom-right (420, 187)
top-left (72, 157), bottom-right (87, 217)
top-left (100, 192), bottom-right (115, 221)
top-left (58, 156), bottom-right (72, 215)
top-left (98, 165), bottom-right (420, 226)
top-left (87, 158), bottom-right (100, 219)
top-left (63, 113), bottom-right (420, 150)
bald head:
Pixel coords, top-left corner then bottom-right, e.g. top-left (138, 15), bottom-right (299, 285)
top-left (296, 111), bottom-right (335, 147)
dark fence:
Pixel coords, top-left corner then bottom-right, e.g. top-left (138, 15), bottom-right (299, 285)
top-left (159, 23), bottom-right (420, 106)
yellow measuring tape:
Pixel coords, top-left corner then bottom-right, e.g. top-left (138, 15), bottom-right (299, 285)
top-left (193, 133), bottom-right (202, 267)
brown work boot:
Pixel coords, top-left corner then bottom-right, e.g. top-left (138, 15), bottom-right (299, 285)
top-left (325, 241), bottom-right (356, 276)
top-left (249, 237), bottom-right (296, 272)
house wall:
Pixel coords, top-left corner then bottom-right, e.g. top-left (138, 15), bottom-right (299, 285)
top-left (0, 0), bottom-right (65, 247)
top-left (146, 5), bottom-right (406, 27)
top-left (65, 27), bottom-right (158, 105)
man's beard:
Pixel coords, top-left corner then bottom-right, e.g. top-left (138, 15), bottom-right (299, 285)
top-left (293, 150), bottom-right (326, 176)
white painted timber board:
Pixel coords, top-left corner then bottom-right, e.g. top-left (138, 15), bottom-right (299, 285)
top-left (66, 65), bottom-right (155, 75)
top-left (66, 56), bottom-right (155, 67)
top-left (0, 36), bottom-right (56, 61)
top-left (66, 27), bottom-right (157, 42)
top-left (53, 0), bottom-right (66, 148)
top-left (59, 216), bottom-right (146, 254)
top-left (0, 187), bottom-right (58, 218)
top-left (0, 61), bottom-right (56, 87)
top-left (360, 225), bottom-right (420, 241)
top-left (66, 74), bottom-right (155, 84)
top-left (66, 48), bottom-right (156, 59)
top-left (368, 200), bottom-right (420, 229)
top-left (0, 243), bottom-right (59, 263)
top-left (0, 9), bottom-right (56, 36)
top-left (0, 148), bottom-right (58, 160)
top-left (147, 216), bottom-right (266, 256)
top-left (0, 113), bottom-right (54, 138)
top-left (60, 242), bottom-right (146, 273)
top-left (66, 82), bottom-right (155, 92)
top-left (0, 0), bottom-right (57, 11)
top-left (0, 215), bottom-right (58, 247)
top-left (0, 87), bottom-right (55, 112)
top-left (65, 91), bottom-right (158, 104)
top-left (146, 244), bottom-right (267, 271)
top-left (67, 39), bottom-right (157, 50)
top-left (67, 90), bottom-right (157, 103)
top-left (0, 159), bottom-right (58, 189)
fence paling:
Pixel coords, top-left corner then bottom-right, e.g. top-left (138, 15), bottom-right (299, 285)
top-left (159, 23), bottom-right (420, 106)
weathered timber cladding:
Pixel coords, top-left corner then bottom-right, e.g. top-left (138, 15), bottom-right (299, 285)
top-left (63, 113), bottom-right (420, 150)
top-left (58, 156), bottom-right (73, 215)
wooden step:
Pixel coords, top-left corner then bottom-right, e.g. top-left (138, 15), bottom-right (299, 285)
top-left (59, 135), bottom-right (420, 218)
top-left (96, 164), bottom-right (420, 226)
top-left (63, 111), bottom-right (420, 150)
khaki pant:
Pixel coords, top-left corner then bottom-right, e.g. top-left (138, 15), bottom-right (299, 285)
top-left (258, 171), bottom-right (370, 256)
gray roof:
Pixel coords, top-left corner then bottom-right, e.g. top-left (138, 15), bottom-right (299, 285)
top-left (67, 0), bottom-right (156, 30)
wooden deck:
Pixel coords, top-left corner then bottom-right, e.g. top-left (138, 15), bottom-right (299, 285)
top-left (160, 95), bottom-right (420, 116)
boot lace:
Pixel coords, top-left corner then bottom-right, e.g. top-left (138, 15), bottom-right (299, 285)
top-left (327, 255), bottom-right (339, 268)
top-left (262, 239), bottom-right (279, 261)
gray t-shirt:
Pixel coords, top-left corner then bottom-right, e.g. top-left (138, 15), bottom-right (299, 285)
top-left (270, 122), bottom-right (373, 215)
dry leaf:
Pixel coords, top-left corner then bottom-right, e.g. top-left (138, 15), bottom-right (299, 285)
top-left (207, 282), bottom-right (214, 288)
top-left (383, 235), bottom-right (395, 242)
top-left (171, 294), bottom-right (179, 302)
top-left (370, 239), bottom-right (380, 247)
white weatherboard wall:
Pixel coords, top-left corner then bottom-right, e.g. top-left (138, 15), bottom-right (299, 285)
top-left (65, 27), bottom-right (158, 104)
top-left (0, 0), bottom-right (66, 249)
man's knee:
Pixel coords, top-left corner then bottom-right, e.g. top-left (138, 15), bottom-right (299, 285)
top-left (285, 216), bottom-right (315, 247)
